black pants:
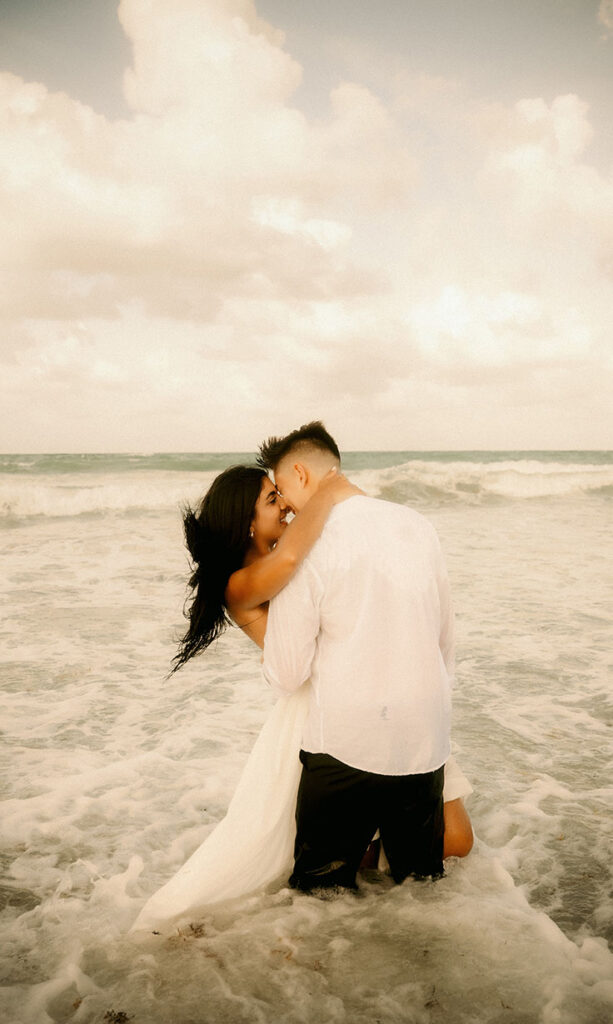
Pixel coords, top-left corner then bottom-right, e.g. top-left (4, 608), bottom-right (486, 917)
top-left (289, 751), bottom-right (444, 892)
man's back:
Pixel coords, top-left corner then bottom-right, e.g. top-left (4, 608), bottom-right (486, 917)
top-left (263, 494), bottom-right (454, 775)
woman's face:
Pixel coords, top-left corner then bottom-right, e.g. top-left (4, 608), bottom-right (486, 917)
top-left (251, 477), bottom-right (289, 547)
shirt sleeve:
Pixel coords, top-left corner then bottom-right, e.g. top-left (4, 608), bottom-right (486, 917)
top-left (436, 538), bottom-right (456, 687)
top-left (262, 558), bottom-right (324, 695)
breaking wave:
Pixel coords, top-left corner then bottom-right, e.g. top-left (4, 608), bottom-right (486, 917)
top-left (355, 458), bottom-right (613, 505)
top-left (1, 455), bottom-right (611, 520)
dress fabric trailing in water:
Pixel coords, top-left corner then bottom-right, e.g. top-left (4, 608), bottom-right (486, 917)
top-left (130, 685), bottom-right (471, 937)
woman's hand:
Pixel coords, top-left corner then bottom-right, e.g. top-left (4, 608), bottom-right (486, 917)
top-left (317, 468), bottom-right (364, 504)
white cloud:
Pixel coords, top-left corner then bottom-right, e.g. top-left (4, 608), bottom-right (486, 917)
top-left (0, 1), bottom-right (415, 326)
top-left (409, 285), bottom-right (595, 370)
top-left (251, 197), bottom-right (352, 250)
top-left (119, 0), bottom-right (298, 115)
top-left (0, 0), bottom-right (611, 450)
top-left (483, 94), bottom-right (612, 224)
top-left (598, 0), bottom-right (613, 37)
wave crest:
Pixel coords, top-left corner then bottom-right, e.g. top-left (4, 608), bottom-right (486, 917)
top-left (1, 459), bottom-right (611, 520)
top-left (354, 459), bottom-right (613, 504)
top-left (0, 472), bottom-right (217, 521)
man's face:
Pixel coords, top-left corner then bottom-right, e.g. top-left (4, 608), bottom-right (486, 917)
top-left (273, 461), bottom-right (306, 513)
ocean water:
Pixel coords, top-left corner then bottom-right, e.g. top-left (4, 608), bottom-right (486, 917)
top-left (1, 451), bottom-right (612, 1024)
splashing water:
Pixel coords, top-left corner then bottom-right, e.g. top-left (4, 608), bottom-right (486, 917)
top-left (1, 452), bottom-right (612, 1022)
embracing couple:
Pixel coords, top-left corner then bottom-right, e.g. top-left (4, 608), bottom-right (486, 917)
top-left (131, 422), bottom-right (473, 935)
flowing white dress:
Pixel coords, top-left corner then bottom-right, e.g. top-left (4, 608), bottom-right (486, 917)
top-left (130, 685), bottom-right (472, 936)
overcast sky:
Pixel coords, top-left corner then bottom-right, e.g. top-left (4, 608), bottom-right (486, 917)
top-left (1, 0), bottom-right (612, 452)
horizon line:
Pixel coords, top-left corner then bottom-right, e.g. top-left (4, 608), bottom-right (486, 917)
top-left (2, 448), bottom-right (611, 457)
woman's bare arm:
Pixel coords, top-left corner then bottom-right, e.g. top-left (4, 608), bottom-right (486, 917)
top-left (226, 471), bottom-right (361, 614)
top-left (237, 607), bottom-right (269, 649)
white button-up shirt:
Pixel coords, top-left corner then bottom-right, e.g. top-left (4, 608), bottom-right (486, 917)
top-left (262, 495), bottom-right (454, 776)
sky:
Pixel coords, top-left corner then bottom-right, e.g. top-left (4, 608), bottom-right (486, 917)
top-left (0, 0), bottom-right (612, 452)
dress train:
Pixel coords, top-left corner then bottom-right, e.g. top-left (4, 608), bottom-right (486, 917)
top-left (130, 685), bottom-right (471, 936)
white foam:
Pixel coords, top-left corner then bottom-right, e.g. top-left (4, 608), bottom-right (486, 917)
top-left (1, 457), bottom-right (611, 520)
top-left (0, 470), bottom-right (221, 520)
top-left (1, 472), bottom-right (612, 1022)
top-left (354, 458), bottom-right (613, 502)
top-left (6, 850), bottom-right (613, 1024)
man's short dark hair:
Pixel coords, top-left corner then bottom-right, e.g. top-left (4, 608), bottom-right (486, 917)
top-left (256, 420), bottom-right (341, 471)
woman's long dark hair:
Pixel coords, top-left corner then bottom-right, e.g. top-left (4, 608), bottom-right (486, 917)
top-left (171, 465), bottom-right (267, 673)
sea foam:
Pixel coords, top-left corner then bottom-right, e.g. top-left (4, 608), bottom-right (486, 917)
top-left (1, 456), bottom-right (611, 520)
top-left (1, 452), bottom-right (612, 1022)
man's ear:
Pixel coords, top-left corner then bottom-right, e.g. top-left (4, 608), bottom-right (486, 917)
top-left (294, 462), bottom-right (308, 488)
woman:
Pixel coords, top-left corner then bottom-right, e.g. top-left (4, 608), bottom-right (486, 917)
top-left (170, 464), bottom-right (349, 670)
top-left (130, 466), bottom-right (472, 935)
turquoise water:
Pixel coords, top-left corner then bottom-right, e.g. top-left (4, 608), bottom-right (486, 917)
top-left (1, 450), bottom-right (612, 475)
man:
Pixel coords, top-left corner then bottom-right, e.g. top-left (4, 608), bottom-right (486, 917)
top-left (258, 421), bottom-right (454, 892)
